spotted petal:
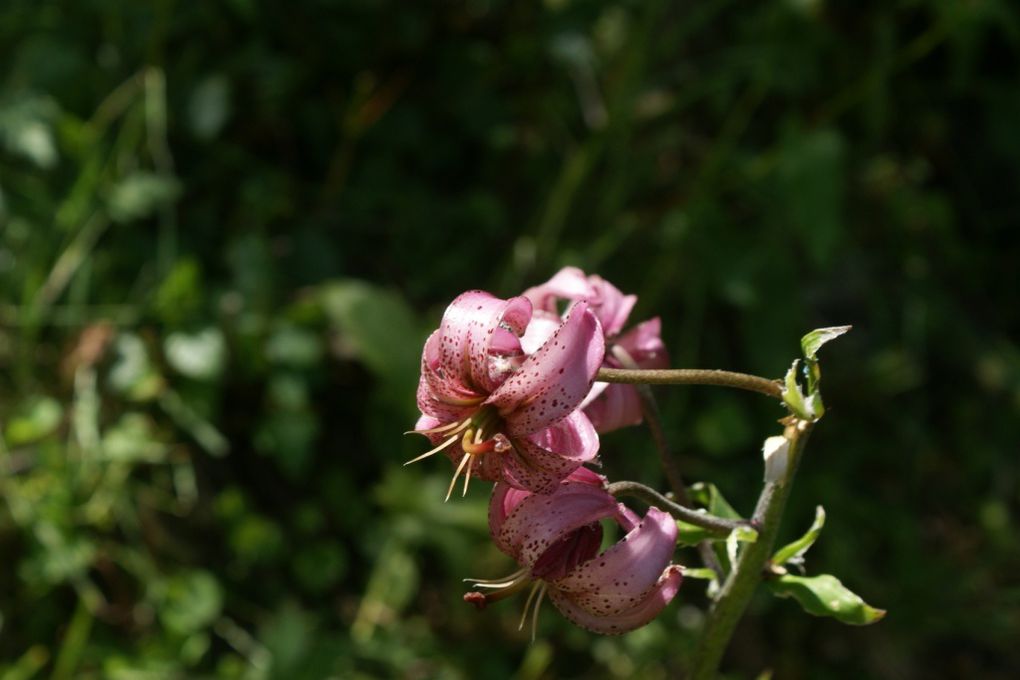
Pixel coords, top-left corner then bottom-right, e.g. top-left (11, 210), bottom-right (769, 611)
top-left (435, 290), bottom-right (532, 395)
top-left (488, 465), bottom-right (606, 554)
top-left (496, 482), bottom-right (620, 567)
top-left (583, 384), bottom-right (643, 433)
top-left (548, 564), bottom-right (683, 635)
top-left (588, 275), bottom-right (636, 337)
top-left (552, 507), bottom-right (679, 613)
top-left (489, 302), bottom-right (605, 436)
top-left (613, 317), bottom-right (668, 369)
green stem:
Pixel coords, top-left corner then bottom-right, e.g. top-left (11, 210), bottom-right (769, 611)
top-left (606, 481), bottom-right (749, 535)
top-left (597, 368), bottom-right (782, 399)
top-left (689, 419), bottom-right (814, 679)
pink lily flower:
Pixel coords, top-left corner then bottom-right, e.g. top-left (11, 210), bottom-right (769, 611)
top-left (410, 290), bottom-right (605, 498)
top-left (522, 267), bottom-right (669, 432)
top-left (464, 467), bottom-right (683, 635)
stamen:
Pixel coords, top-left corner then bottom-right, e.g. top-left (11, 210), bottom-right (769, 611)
top-left (403, 433), bottom-right (458, 466)
top-left (519, 581), bottom-right (544, 632)
top-left (445, 453), bottom-right (472, 502)
top-left (405, 418), bottom-right (472, 437)
top-left (463, 568), bottom-right (529, 587)
top-left (462, 456), bottom-right (474, 497)
top-left (529, 584), bottom-right (547, 642)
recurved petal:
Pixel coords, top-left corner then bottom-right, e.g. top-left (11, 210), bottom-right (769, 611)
top-left (547, 564), bottom-right (683, 635)
top-left (436, 290), bottom-right (532, 395)
top-left (522, 267), bottom-right (595, 313)
top-left (519, 310), bottom-right (561, 355)
top-left (499, 410), bottom-right (599, 492)
top-left (614, 317), bottom-right (669, 369)
top-left (489, 462), bottom-right (607, 548)
top-left (589, 276), bottom-right (636, 337)
top-left (490, 302), bottom-right (605, 435)
top-left (552, 507), bottom-right (679, 617)
top-left (416, 371), bottom-right (475, 423)
top-left (489, 482), bottom-right (534, 554)
top-left (583, 384), bottom-right (644, 433)
top-left (496, 482), bottom-right (619, 566)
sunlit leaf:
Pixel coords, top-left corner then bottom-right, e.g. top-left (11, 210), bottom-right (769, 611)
top-left (107, 172), bottom-right (181, 223)
top-left (165, 328), bottom-right (227, 381)
top-left (158, 570), bottom-right (223, 635)
top-left (102, 413), bottom-right (167, 463)
top-left (687, 482), bottom-right (741, 520)
top-left (4, 395), bottom-right (62, 446)
top-left (801, 326), bottom-right (852, 362)
top-left (767, 574), bottom-right (886, 625)
top-left (771, 505), bottom-right (825, 566)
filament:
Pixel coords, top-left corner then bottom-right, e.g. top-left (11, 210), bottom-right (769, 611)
top-left (403, 433), bottom-right (459, 466)
top-left (445, 453), bottom-right (472, 502)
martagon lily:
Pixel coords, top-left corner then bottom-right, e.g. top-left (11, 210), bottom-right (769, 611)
top-left (464, 466), bottom-right (683, 635)
top-left (522, 267), bottom-right (669, 432)
top-left (410, 290), bottom-right (605, 498)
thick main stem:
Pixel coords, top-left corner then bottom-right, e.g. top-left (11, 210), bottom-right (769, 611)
top-left (597, 368), bottom-right (783, 399)
top-left (688, 420), bottom-right (814, 680)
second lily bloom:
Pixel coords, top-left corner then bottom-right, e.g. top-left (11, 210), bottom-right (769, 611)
top-left (524, 267), bottom-right (669, 433)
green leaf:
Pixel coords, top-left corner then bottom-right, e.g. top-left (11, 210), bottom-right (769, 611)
top-left (675, 520), bottom-right (715, 546)
top-left (107, 172), bottom-right (181, 223)
top-left (4, 396), bottom-right (63, 446)
top-left (801, 326), bottom-right (852, 361)
top-left (0, 95), bottom-right (59, 169)
top-left (187, 75), bottom-right (231, 140)
top-left (681, 567), bottom-right (718, 581)
top-left (101, 413), bottom-right (167, 463)
top-left (320, 280), bottom-right (421, 387)
top-left (108, 334), bottom-right (164, 401)
top-left (767, 574), bottom-right (886, 625)
top-left (157, 570), bottom-right (223, 636)
top-left (165, 328), bottom-right (227, 381)
top-left (726, 525), bottom-right (759, 566)
top-left (782, 360), bottom-right (817, 420)
top-left (687, 482), bottom-right (741, 520)
top-left (771, 505), bottom-right (826, 566)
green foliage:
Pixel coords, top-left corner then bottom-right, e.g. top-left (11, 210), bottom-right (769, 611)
top-left (771, 505), bottom-right (826, 567)
top-left (0, 0), bottom-right (1017, 678)
top-left (766, 574), bottom-right (886, 626)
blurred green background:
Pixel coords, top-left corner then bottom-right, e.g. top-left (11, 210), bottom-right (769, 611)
top-left (1, 0), bottom-right (1018, 678)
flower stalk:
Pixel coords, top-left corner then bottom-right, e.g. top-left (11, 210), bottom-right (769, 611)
top-left (597, 367), bottom-right (783, 399)
top-left (606, 481), bottom-right (749, 535)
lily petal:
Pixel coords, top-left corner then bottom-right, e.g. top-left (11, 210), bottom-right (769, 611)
top-left (436, 290), bottom-right (532, 395)
top-left (547, 565), bottom-right (683, 635)
top-left (489, 483), bottom-right (534, 554)
top-left (417, 371), bottom-right (475, 423)
top-left (614, 317), bottom-right (669, 369)
top-left (498, 410), bottom-right (599, 493)
top-left (489, 465), bottom-right (607, 552)
top-left (522, 267), bottom-right (595, 313)
top-left (496, 482), bottom-right (620, 567)
top-left (489, 302), bottom-right (605, 435)
top-left (588, 276), bottom-right (636, 337)
top-left (583, 384), bottom-right (643, 433)
top-left (518, 311), bottom-right (561, 355)
top-left (552, 507), bottom-right (679, 617)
